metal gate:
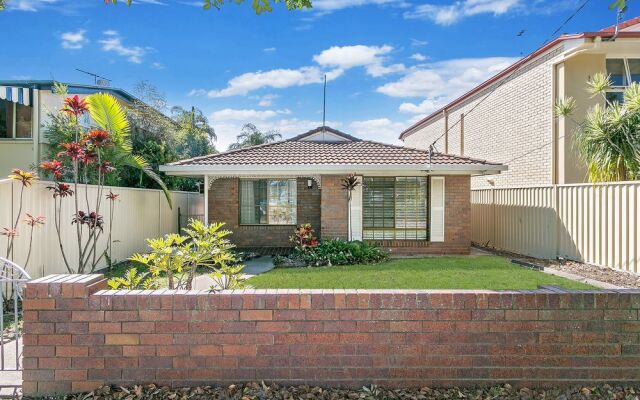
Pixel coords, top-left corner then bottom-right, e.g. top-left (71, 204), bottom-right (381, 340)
top-left (0, 257), bottom-right (30, 399)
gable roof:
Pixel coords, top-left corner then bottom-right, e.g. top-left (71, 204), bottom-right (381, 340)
top-left (398, 17), bottom-right (640, 140)
top-left (161, 126), bottom-right (506, 175)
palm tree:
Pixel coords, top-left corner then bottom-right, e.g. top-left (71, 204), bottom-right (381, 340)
top-left (171, 106), bottom-right (217, 158)
top-left (555, 72), bottom-right (640, 182)
top-left (87, 93), bottom-right (172, 207)
top-left (228, 123), bottom-right (282, 150)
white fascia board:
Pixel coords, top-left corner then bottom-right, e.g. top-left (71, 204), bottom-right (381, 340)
top-left (160, 163), bottom-right (508, 176)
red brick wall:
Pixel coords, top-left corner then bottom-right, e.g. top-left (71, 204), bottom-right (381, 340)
top-left (209, 178), bottom-right (321, 247)
top-left (23, 274), bottom-right (640, 396)
top-left (319, 175), bottom-right (348, 240)
top-left (368, 175), bottom-right (471, 255)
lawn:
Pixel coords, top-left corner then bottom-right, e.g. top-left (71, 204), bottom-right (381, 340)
top-left (247, 256), bottom-right (594, 290)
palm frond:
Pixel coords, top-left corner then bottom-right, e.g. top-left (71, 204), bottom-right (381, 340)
top-left (86, 93), bottom-right (130, 140)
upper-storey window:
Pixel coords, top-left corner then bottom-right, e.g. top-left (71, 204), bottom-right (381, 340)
top-left (0, 99), bottom-right (32, 139)
top-left (605, 58), bottom-right (640, 104)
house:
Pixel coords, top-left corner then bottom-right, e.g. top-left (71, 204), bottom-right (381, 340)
top-left (160, 126), bottom-right (506, 255)
top-left (399, 17), bottom-right (640, 189)
top-left (0, 80), bottom-right (142, 175)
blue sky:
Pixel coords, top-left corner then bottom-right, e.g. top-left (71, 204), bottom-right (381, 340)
top-left (1, 0), bottom-right (637, 150)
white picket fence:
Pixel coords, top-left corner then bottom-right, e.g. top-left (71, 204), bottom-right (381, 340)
top-left (0, 179), bottom-right (203, 278)
top-left (471, 181), bottom-right (640, 274)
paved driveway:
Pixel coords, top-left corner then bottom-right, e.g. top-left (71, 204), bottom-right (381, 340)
top-left (192, 256), bottom-right (274, 290)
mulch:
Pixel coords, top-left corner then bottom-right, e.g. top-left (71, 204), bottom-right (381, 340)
top-left (552, 261), bottom-right (640, 289)
top-left (25, 382), bottom-right (640, 400)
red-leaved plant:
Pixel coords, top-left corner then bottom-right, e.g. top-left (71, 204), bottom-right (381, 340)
top-left (289, 223), bottom-right (318, 250)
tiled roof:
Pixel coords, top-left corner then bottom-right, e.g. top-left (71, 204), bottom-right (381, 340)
top-left (169, 127), bottom-right (501, 167)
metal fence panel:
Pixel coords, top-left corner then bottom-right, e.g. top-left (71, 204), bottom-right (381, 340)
top-left (471, 182), bottom-right (640, 274)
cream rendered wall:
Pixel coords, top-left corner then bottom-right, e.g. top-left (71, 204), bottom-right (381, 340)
top-left (403, 47), bottom-right (564, 189)
top-left (0, 140), bottom-right (35, 174)
top-left (557, 54), bottom-right (605, 184)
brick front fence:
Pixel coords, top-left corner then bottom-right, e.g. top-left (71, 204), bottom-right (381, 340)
top-left (23, 275), bottom-right (640, 395)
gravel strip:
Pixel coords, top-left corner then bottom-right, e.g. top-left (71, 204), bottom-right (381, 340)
top-left (25, 382), bottom-right (640, 400)
top-left (551, 261), bottom-right (640, 289)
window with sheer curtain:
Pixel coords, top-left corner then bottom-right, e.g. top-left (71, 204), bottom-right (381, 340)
top-left (362, 177), bottom-right (428, 240)
top-left (239, 179), bottom-right (297, 225)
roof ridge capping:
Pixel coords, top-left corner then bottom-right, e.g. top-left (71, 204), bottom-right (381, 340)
top-left (398, 16), bottom-right (640, 140)
top-left (288, 126), bottom-right (362, 142)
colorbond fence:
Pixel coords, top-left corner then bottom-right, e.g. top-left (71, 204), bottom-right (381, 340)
top-left (0, 179), bottom-right (203, 278)
top-left (471, 181), bottom-right (640, 274)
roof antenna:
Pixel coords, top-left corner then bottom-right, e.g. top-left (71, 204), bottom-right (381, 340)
top-left (322, 74), bottom-right (327, 141)
top-left (76, 68), bottom-right (111, 87)
top-left (607, 4), bottom-right (626, 42)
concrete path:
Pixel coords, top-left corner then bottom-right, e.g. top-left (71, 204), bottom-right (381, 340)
top-left (0, 338), bottom-right (22, 398)
top-left (192, 256), bottom-right (274, 290)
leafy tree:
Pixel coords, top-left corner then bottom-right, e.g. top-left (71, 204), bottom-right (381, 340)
top-left (229, 123), bottom-right (282, 150)
top-left (171, 106), bottom-right (217, 159)
top-left (555, 72), bottom-right (640, 182)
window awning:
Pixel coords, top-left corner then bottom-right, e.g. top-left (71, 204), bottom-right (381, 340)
top-left (0, 86), bottom-right (32, 106)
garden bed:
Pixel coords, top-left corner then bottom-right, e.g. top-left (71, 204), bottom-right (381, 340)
top-left (25, 382), bottom-right (640, 400)
top-left (247, 256), bottom-right (594, 290)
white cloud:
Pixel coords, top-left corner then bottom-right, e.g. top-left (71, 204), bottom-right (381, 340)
top-left (60, 29), bottom-right (87, 50)
top-left (256, 94), bottom-right (279, 107)
top-left (410, 53), bottom-right (427, 62)
top-left (263, 47), bottom-right (276, 53)
top-left (410, 38), bottom-right (429, 47)
top-left (194, 66), bottom-right (343, 98)
top-left (376, 57), bottom-right (518, 115)
top-left (313, 45), bottom-right (404, 77)
top-left (6, 0), bottom-right (58, 11)
top-left (404, 0), bottom-right (521, 25)
top-left (349, 118), bottom-right (405, 144)
top-left (151, 62), bottom-right (164, 70)
top-left (210, 108), bottom-right (291, 122)
top-left (99, 30), bottom-right (146, 64)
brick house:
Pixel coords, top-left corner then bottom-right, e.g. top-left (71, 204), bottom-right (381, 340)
top-left (161, 127), bottom-right (505, 255)
top-left (399, 17), bottom-right (640, 189)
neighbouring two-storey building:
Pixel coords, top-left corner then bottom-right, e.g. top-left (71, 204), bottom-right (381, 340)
top-left (400, 17), bottom-right (640, 189)
top-left (0, 80), bottom-right (142, 175)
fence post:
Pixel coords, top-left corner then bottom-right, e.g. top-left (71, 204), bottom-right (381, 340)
top-left (553, 184), bottom-right (560, 260)
top-left (491, 188), bottom-right (496, 248)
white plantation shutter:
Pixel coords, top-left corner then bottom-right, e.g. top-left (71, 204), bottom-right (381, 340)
top-left (349, 176), bottom-right (363, 241)
top-left (430, 177), bottom-right (445, 242)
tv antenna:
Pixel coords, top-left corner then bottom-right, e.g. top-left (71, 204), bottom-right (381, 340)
top-left (75, 69), bottom-right (111, 87)
top-left (322, 74), bottom-right (327, 140)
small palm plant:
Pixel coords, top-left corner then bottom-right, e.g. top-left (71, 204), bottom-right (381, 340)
top-left (555, 72), bottom-right (640, 182)
top-left (341, 174), bottom-right (360, 241)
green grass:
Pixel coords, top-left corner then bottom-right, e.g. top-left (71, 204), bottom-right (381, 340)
top-left (247, 256), bottom-right (594, 290)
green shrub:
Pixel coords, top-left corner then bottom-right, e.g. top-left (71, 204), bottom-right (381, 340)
top-left (281, 239), bottom-right (389, 267)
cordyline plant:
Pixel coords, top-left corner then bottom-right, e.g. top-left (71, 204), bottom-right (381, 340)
top-left (289, 223), bottom-right (318, 250)
top-left (39, 92), bottom-right (170, 273)
top-left (341, 173), bottom-right (360, 241)
top-left (555, 72), bottom-right (640, 182)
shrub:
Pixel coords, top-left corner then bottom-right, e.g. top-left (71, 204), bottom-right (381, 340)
top-left (274, 238), bottom-right (389, 267)
top-left (289, 223), bottom-right (318, 249)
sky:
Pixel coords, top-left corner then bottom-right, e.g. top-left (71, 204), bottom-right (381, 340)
top-left (1, 0), bottom-right (638, 151)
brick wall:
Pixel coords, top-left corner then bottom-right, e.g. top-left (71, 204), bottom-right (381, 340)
top-left (403, 47), bottom-right (563, 189)
top-left (209, 178), bottom-right (321, 247)
top-left (23, 274), bottom-right (640, 396)
top-left (319, 175), bottom-right (348, 240)
top-left (368, 175), bottom-right (471, 255)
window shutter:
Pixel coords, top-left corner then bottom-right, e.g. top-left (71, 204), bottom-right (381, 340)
top-left (349, 176), bottom-right (363, 241)
top-left (430, 177), bottom-right (445, 242)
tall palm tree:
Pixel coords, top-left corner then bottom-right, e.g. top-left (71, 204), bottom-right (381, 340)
top-left (555, 73), bottom-right (640, 182)
top-left (228, 123), bottom-right (282, 150)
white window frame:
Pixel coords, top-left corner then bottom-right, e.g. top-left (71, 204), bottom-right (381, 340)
top-left (605, 58), bottom-right (639, 103)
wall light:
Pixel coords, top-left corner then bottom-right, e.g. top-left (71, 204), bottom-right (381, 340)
top-left (307, 179), bottom-right (313, 189)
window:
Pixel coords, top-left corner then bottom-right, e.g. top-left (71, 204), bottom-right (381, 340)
top-left (0, 99), bottom-right (32, 139)
top-left (239, 179), bottom-right (297, 225)
top-left (363, 177), bottom-right (428, 240)
top-left (605, 58), bottom-right (640, 103)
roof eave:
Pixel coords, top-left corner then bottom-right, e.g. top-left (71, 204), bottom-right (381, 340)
top-left (160, 163), bottom-right (508, 177)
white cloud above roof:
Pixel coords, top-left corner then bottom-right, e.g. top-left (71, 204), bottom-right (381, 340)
top-left (60, 29), bottom-right (88, 50)
top-left (404, 0), bottom-right (521, 25)
top-left (99, 30), bottom-right (146, 64)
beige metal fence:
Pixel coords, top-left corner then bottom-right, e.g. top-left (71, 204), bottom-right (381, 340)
top-left (471, 181), bottom-right (640, 274)
top-left (0, 179), bottom-right (203, 278)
